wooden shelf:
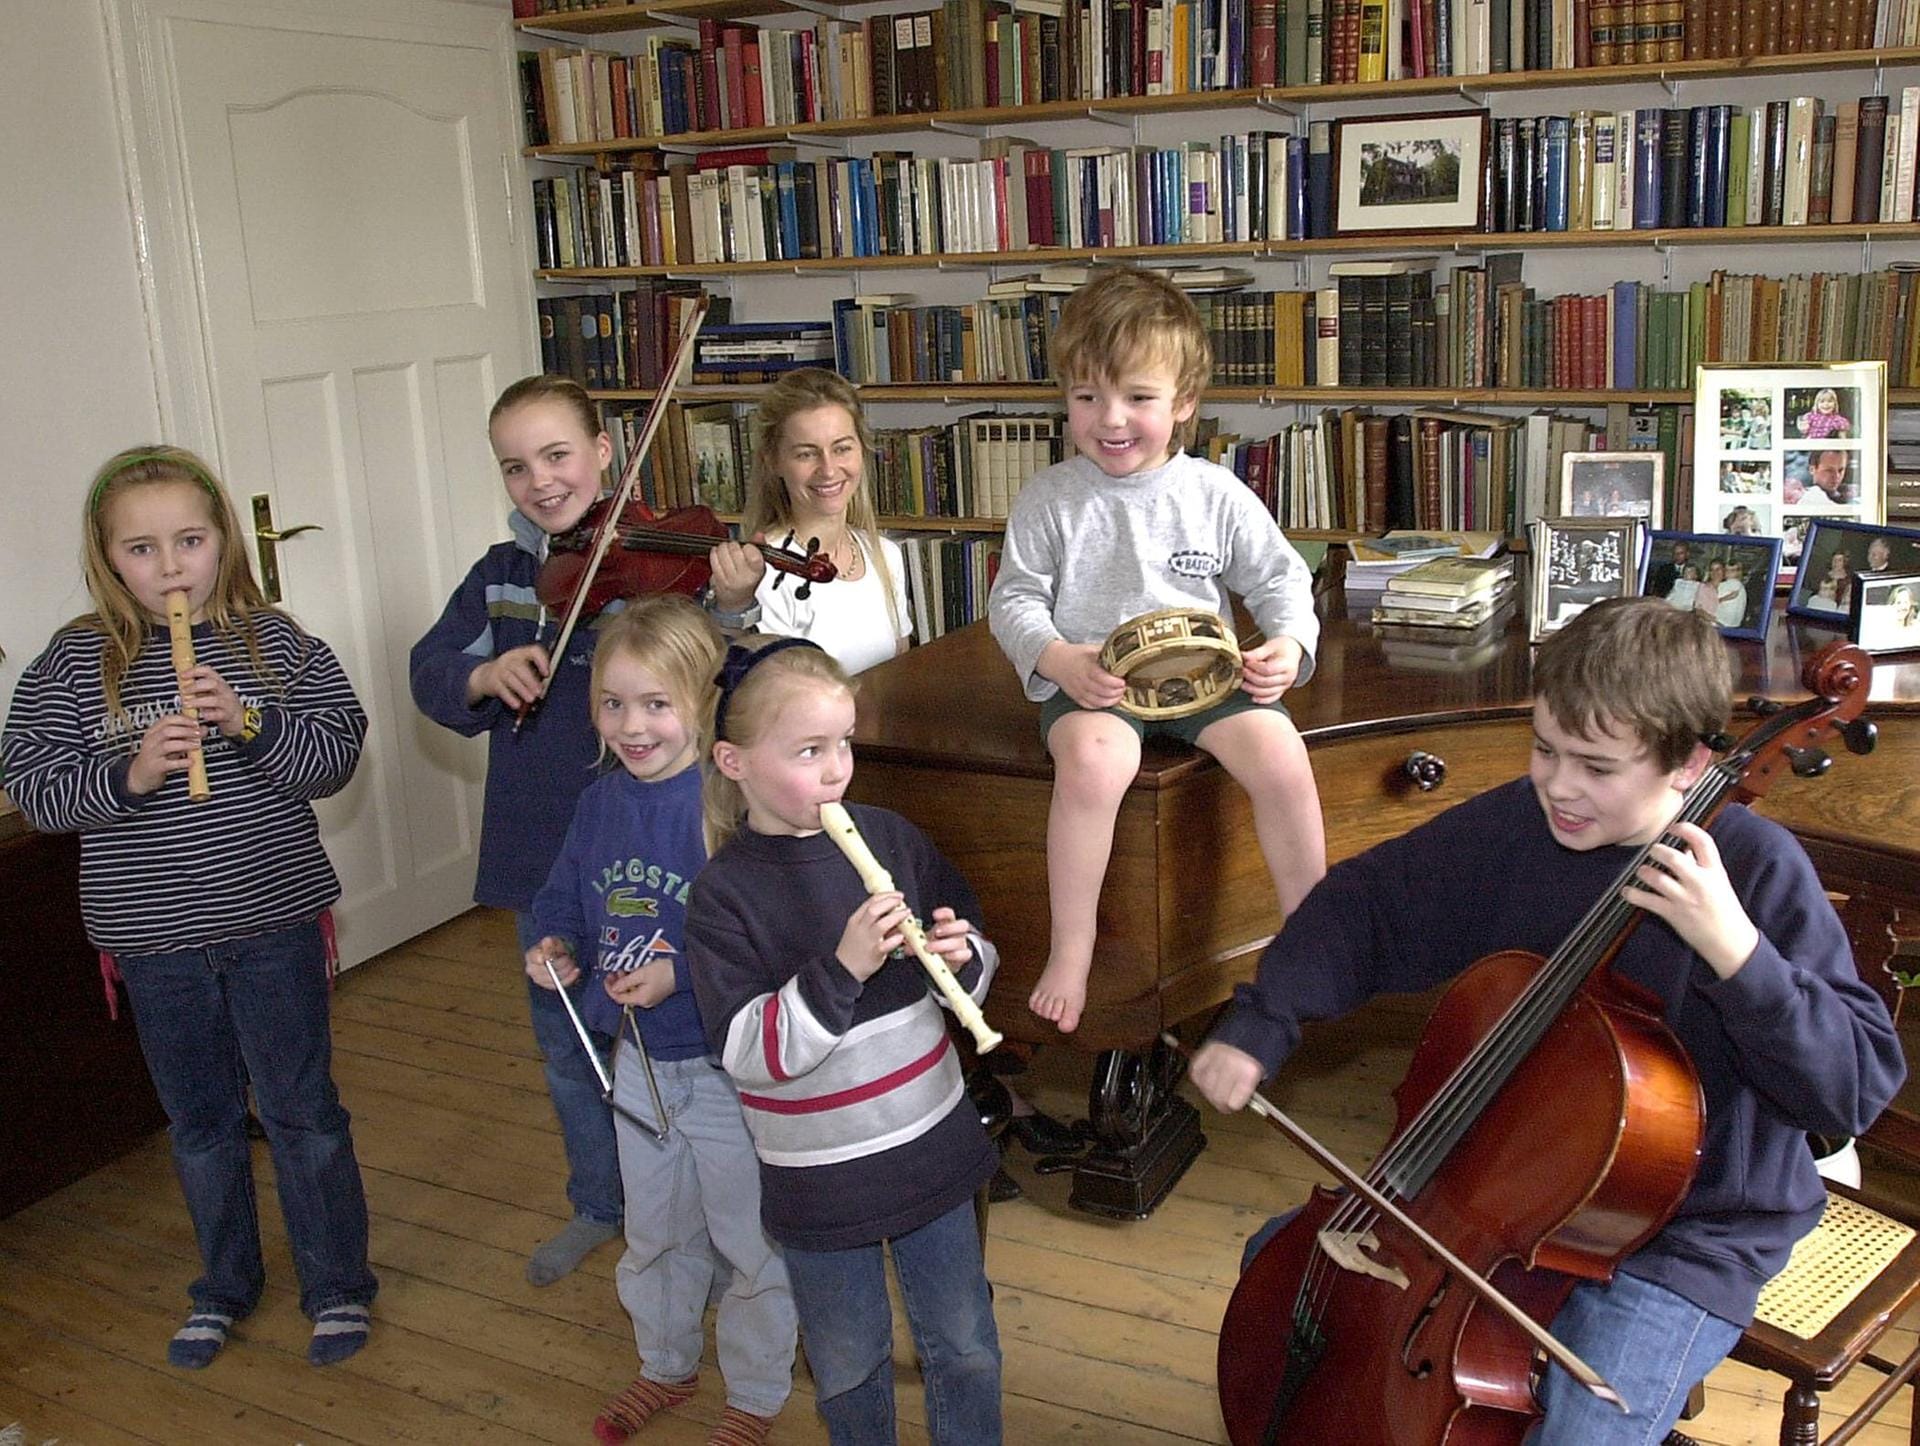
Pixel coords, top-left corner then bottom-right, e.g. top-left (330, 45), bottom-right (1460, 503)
top-left (517, 1), bottom-right (796, 34)
top-left (523, 45), bottom-right (1920, 157)
top-left (595, 385), bottom-right (1920, 405)
top-left (536, 220), bottom-right (1920, 280)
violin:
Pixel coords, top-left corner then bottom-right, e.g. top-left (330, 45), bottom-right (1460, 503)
top-left (1214, 640), bottom-right (1876, 1445)
top-left (534, 498), bottom-right (838, 619)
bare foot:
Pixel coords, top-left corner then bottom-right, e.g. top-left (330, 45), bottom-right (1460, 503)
top-left (1029, 956), bottom-right (1090, 1033)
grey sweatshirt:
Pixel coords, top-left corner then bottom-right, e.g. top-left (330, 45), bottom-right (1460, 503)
top-left (988, 451), bottom-right (1320, 702)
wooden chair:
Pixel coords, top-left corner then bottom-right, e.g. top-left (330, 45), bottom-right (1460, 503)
top-left (1718, 876), bottom-right (1920, 1445)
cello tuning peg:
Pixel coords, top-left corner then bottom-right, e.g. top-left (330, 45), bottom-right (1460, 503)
top-left (1701, 732), bottom-right (1736, 753)
top-left (1747, 697), bottom-right (1785, 717)
top-left (1840, 718), bottom-right (1878, 756)
top-left (1784, 746), bottom-right (1832, 778)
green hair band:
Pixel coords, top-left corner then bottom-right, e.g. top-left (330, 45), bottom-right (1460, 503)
top-left (89, 448), bottom-right (223, 514)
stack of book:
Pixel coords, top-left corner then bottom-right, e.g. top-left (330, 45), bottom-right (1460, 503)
top-left (1342, 532), bottom-right (1504, 607)
top-left (693, 320), bottom-right (835, 384)
top-left (1371, 554), bottom-right (1518, 629)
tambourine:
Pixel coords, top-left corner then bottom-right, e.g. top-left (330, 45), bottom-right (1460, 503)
top-left (1098, 608), bottom-right (1244, 720)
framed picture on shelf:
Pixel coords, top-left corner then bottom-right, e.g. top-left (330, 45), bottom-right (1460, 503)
top-left (1691, 362), bottom-right (1887, 577)
top-left (1331, 109), bottom-right (1490, 238)
top-left (1641, 530), bottom-right (1783, 642)
top-left (1529, 516), bottom-right (1646, 642)
top-left (1561, 452), bottom-right (1664, 523)
top-left (1852, 571), bottom-right (1920, 653)
top-left (1786, 518), bottom-right (1920, 623)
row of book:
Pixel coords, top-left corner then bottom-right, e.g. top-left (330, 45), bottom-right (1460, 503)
top-left (869, 416), bottom-right (1071, 520)
top-left (518, 0), bottom-right (1911, 149)
top-left (1491, 93), bottom-right (1920, 237)
top-left (599, 398), bottom-right (750, 515)
top-left (897, 533), bottom-right (1003, 644)
top-left (537, 285), bottom-right (715, 392)
top-left (531, 132), bottom-right (1336, 275)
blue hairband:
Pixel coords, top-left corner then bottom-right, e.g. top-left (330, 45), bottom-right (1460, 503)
top-left (713, 636), bottom-right (825, 742)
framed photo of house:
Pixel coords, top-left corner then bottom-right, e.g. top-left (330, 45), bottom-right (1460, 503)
top-left (1529, 516), bottom-right (1646, 642)
top-left (1852, 571), bottom-right (1920, 653)
top-left (1786, 518), bottom-right (1920, 623)
top-left (1562, 452), bottom-right (1665, 524)
top-left (1641, 530), bottom-right (1783, 642)
top-left (1331, 109), bottom-right (1490, 237)
top-left (1691, 362), bottom-right (1887, 579)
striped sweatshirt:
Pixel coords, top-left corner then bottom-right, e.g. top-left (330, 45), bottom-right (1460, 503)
top-left (1, 611), bottom-right (365, 955)
top-left (687, 805), bottom-right (1000, 1251)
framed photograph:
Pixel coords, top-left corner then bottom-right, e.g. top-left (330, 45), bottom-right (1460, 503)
top-left (1787, 519), bottom-right (1920, 622)
top-left (1530, 516), bottom-right (1646, 642)
top-left (1561, 452), bottom-right (1664, 523)
top-left (1692, 362), bottom-right (1887, 577)
top-left (1331, 109), bottom-right (1490, 237)
top-left (1641, 530), bottom-right (1783, 641)
top-left (1852, 571), bottom-right (1920, 653)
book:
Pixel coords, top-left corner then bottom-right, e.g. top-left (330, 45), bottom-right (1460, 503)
top-left (1372, 586), bottom-right (1514, 627)
top-left (1385, 554), bottom-right (1515, 598)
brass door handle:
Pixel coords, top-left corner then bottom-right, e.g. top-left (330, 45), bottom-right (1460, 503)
top-left (250, 495), bottom-right (322, 604)
top-left (256, 523), bottom-right (322, 543)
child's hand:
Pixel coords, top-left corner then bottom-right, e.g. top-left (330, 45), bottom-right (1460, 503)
top-left (921, 906), bottom-right (974, 967)
top-left (1622, 821), bottom-right (1760, 979)
top-left (125, 714), bottom-right (207, 795)
top-left (1191, 1041), bottom-right (1266, 1113)
top-left (1241, 636), bottom-right (1304, 703)
top-left (606, 957), bottom-right (676, 1009)
top-left (178, 664), bottom-right (245, 738)
top-left (468, 643), bottom-right (552, 709)
top-left (707, 537), bottom-right (768, 614)
top-left (1039, 640), bottom-right (1126, 711)
top-left (836, 891), bottom-right (911, 982)
top-left (525, 937), bottom-right (578, 989)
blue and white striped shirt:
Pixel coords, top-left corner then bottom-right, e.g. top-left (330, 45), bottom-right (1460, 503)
top-left (2, 612), bottom-right (365, 955)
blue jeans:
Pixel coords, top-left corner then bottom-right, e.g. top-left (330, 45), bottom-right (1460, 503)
top-left (116, 918), bottom-right (376, 1320)
top-left (517, 911), bottom-right (622, 1226)
top-left (784, 1196), bottom-right (1001, 1446)
top-left (1531, 1271), bottom-right (1744, 1445)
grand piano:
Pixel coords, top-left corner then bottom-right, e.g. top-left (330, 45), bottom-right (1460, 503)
top-left (846, 592), bottom-right (1920, 1216)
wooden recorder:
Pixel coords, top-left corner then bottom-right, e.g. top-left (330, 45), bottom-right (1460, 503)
top-left (165, 590), bottom-right (212, 803)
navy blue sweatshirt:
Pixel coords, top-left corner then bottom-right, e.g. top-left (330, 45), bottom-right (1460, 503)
top-left (408, 511), bottom-right (608, 910)
top-left (530, 764), bottom-right (709, 1050)
top-left (687, 805), bottom-right (999, 1252)
top-left (1210, 778), bottom-right (1905, 1325)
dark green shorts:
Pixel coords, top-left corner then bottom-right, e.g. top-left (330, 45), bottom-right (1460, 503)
top-left (1038, 687), bottom-right (1290, 747)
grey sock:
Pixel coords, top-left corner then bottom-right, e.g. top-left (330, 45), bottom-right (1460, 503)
top-left (526, 1216), bottom-right (620, 1286)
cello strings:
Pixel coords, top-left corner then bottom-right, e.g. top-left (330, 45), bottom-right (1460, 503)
top-left (1291, 763), bottom-right (1741, 1330)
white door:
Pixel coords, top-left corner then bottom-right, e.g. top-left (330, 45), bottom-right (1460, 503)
top-left (111, 0), bottom-right (533, 966)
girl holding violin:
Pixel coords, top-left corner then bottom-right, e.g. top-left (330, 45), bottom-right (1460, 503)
top-left (1191, 597), bottom-right (1904, 1445)
top-left (3, 446), bottom-right (376, 1370)
top-left (705, 369), bottom-right (912, 673)
top-left (410, 374), bottom-right (631, 1285)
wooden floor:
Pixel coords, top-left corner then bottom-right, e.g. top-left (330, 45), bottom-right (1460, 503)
top-left (1, 907), bottom-right (1915, 1444)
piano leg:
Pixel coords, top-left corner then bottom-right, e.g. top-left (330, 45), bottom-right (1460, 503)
top-left (1069, 1037), bottom-right (1207, 1219)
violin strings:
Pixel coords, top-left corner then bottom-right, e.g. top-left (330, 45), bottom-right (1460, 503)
top-left (1291, 763), bottom-right (1741, 1331)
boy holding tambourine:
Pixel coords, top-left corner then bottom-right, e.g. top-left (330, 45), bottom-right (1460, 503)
top-left (987, 265), bottom-right (1326, 1035)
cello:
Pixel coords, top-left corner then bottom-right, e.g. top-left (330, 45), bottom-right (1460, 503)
top-left (1214, 639), bottom-right (1877, 1445)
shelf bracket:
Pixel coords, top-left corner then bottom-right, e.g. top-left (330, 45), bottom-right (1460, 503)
top-left (1454, 84), bottom-right (1488, 106)
top-left (1081, 107), bottom-right (1136, 131)
top-left (1254, 97), bottom-right (1301, 120)
top-left (779, 0), bottom-right (850, 16)
top-left (779, 132), bottom-right (851, 153)
top-left (1654, 69), bottom-right (1682, 101)
top-left (929, 119), bottom-right (993, 137)
top-left (641, 10), bottom-right (697, 27)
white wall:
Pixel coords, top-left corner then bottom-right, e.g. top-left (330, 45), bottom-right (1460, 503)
top-left (0, 3), bottom-right (164, 726)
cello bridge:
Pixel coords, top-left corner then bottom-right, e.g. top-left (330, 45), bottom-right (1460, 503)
top-left (1316, 1226), bottom-right (1411, 1290)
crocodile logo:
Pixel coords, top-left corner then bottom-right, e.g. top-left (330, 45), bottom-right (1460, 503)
top-left (606, 888), bottom-right (660, 918)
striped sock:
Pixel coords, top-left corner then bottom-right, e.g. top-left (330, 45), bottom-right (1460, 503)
top-left (592, 1374), bottom-right (698, 1444)
top-left (166, 1310), bottom-right (234, 1369)
top-left (307, 1303), bottom-right (371, 1366)
top-left (708, 1405), bottom-right (776, 1445)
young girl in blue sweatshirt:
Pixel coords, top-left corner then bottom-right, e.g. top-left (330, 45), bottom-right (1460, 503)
top-left (526, 595), bottom-right (795, 1446)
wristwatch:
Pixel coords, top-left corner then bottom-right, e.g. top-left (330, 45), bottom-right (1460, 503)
top-left (237, 704), bottom-right (264, 744)
top-left (705, 592), bottom-right (763, 630)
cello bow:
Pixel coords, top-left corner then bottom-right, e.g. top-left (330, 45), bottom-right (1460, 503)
top-left (1159, 1033), bottom-right (1626, 1411)
top-left (514, 294), bottom-right (713, 731)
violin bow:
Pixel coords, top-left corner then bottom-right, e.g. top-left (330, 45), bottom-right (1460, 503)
top-left (1160, 1034), bottom-right (1628, 1414)
top-left (516, 294), bottom-right (713, 730)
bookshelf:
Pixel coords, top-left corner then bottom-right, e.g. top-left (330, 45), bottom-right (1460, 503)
top-left (514, 3), bottom-right (1920, 636)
